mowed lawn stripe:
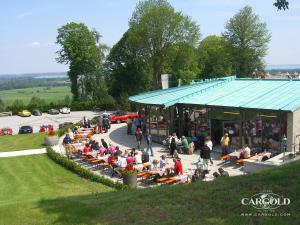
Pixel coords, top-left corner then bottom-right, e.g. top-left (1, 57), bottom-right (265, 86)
top-left (0, 133), bottom-right (45, 152)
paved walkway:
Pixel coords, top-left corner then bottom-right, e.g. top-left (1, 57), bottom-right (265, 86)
top-left (0, 148), bottom-right (46, 158)
top-left (91, 123), bottom-right (244, 177)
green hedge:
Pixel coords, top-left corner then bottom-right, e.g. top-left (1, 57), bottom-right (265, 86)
top-left (57, 124), bottom-right (78, 137)
top-left (46, 147), bottom-right (127, 190)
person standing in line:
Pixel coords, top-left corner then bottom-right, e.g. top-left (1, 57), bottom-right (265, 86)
top-left (135, 128), bottom-right (143, 150)
top-left (200, 143), bottom-right (211, 171)
top-left (146, 132), bottom-right (154, 156)
top-left (220, 133), bottom-right (230, 156)
top-left (170, 138), bottom-right (177, 157)
top-left (126, 117), bottom-right (132, 135)
top-left (205, 136), bottom-right (213, 165)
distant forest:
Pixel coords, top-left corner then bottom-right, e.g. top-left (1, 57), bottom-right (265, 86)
top-left (0, 77), bottom-right (69, 91)
top-left (266, 68), bottom-right (300, 74)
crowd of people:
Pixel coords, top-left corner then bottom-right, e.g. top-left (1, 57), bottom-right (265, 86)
top-left (62, 116), bottom-right (233, 186)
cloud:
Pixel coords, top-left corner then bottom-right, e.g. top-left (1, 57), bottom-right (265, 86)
top-left (30, 41), bottom-right (41, 46)
top-left (16, 11), bottom-right (33, 19)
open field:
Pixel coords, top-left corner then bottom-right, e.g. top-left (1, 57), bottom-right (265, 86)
top-left (0, 133), bottom-right (45, 152)
top-left (0, 153), bottom-right (299, 224)
top-left (0, 86), bottom-right (71, 106)
top-left (0, 154), bottom-right (112, 225)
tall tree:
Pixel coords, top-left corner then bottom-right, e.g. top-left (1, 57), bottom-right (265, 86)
top-left (128, 0), bottom-right (200, 88)
top-left (223, 6), bottom-right (271, 77)
top-left (105, 31), bottom-right (152, 99)
top-left (56, 22), bottom-right (105, 101)
top-left (198, 35), bottom-right (232, 79)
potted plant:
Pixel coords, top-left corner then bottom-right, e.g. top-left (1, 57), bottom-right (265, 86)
top-left (122, 163), bottom-right (138, 188)
top-left (44, 129), bottom-right (59, 146)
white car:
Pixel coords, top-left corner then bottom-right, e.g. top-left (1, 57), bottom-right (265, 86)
top-left (60, 107), bottom-right (71, 114)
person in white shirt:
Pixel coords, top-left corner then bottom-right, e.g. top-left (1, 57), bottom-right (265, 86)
top-left (117, 155), bottom-right (127, 168)
top-left (242, 145), bottom-right (251, 158)
top-left (205, 136), bottom-right (213, 165)
top-left (134, 151), bottom-right (142, 164)
top-left (114, 155), bottom-right (127, 177)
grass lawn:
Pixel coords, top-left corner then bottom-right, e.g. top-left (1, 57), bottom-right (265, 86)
top-left (0, 86), bottom-right (71, 106)
top-left (0, 153), bottom-right (299, 225)
top-left (0, 133), bottom-right (45, 152)
top-left (0, 155), bottom-right (112, 225)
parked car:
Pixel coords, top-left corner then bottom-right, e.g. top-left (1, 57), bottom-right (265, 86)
top-left (60, 107), bottom-right (71, 114)
top-left (18, 110), bottom-right (31, 117)
top-left (32, 109), bottom-right (42, 116)
top-left (0, 127), bottom-right (13, 135)
top-left (39, 124), bottom-right (54, 132)
top-left (110, 110), bottom-right (138, 123)
top-left (92, 106), bottom-right (102, 112)
top-left (19, 126), bottom-right (33, 134)
top-left (58, 122), bottom-right (73, 129)
top-left (48, 109), bottom-right (60, 115)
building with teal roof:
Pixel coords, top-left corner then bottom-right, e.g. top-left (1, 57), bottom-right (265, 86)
top-left (129, 76), bottom-right (300, 153)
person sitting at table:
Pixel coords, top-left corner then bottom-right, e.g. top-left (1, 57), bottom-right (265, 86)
top-left (126, 154), bottom-right (135, 164)
top-left (98, 145), bottom-right (107, 156)
top-left (160, 155), bottom-right (167, 168)
top-left (67, 128), bottom-right (74, 140)
top-left (213, 172), bottom-right (220, 179)
top-left (134, 151), bottom-right (142, 164)
top-left (191, 169), bottom-right (201, 182)
top-left (150, 159), bottom-right (160, 170)
top-left (152, 167), bottom-right (173, 182)
top-left (101, 139), bottom-right (108, 150)
top-left (130, 148), bottom-right (137, 156)
top-left (108, 143), bottom-right (116, 154)
top-left (173, 158), bottom-right (183, 175)
top-left (141, 149), bottom-right (150, 163)
top-left (107, 153), bottom-right (116, 165)
top-left (83, 143), bottom-right (91, 154)
top-left (218, 167), bottom-right (229, 177)
top-left (113, 154), bottom-right (128, 177)
top-left (241, 145), bottom-right (251, 158)
top-left (181, 136), bottom-right (189, 154)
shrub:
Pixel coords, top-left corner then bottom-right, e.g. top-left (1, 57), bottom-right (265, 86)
top-left (46, 147), bottom-right (127, 190)
top-left (56, 124), bottom-right (77, 137)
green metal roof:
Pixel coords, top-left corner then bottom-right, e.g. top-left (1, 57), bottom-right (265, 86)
top-left (129, 76), bottom-right (235, 107)
top-left (129, 76), bottom-right (300, 112)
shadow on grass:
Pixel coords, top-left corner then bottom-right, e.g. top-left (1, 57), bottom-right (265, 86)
top-left (36, 161), bottom-right (300, 225)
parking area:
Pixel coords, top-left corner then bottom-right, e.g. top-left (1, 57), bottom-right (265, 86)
top-left (0, 111), bottom-right (99, 134)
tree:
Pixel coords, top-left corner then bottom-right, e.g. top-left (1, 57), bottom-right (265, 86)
top-left (128, 0), bottom-right (200, 88)
top-left (197, 35), bottom-right (232, 79)
top-left (223, 6), bottom-right (271, 77)
top-left (105, 31), bottom-right (152, 99)
top-left (171, 43), bottom-right (199, 85)
top-left (56, 22), bottom-right (104, 101)
top-left (274, 0), bottom-right (289, 10)
top-left (0, 98), bottom-right (4, 112)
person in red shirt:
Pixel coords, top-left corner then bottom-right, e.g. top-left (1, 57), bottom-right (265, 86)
top-left (107, 153), bottom-right (116, 165)
top-left (173, 158), bottom-right (183, 175)
top-left (83, 143), bottom-right (91, 154)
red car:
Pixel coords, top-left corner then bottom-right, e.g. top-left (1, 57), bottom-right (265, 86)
top-left (110, 111), bottom-right (138, 123)
top-left (0, 127), bottom-right (13, 135)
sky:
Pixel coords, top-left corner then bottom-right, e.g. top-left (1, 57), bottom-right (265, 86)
top-left (0, 0), bottom-right (299, 74)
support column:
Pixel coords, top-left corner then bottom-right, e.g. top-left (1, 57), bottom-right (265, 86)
top-left (178, 105), bottom-right (184, 137)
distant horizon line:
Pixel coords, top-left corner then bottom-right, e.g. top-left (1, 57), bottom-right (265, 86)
top-left (1, 64), bottom-right (300, 76)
